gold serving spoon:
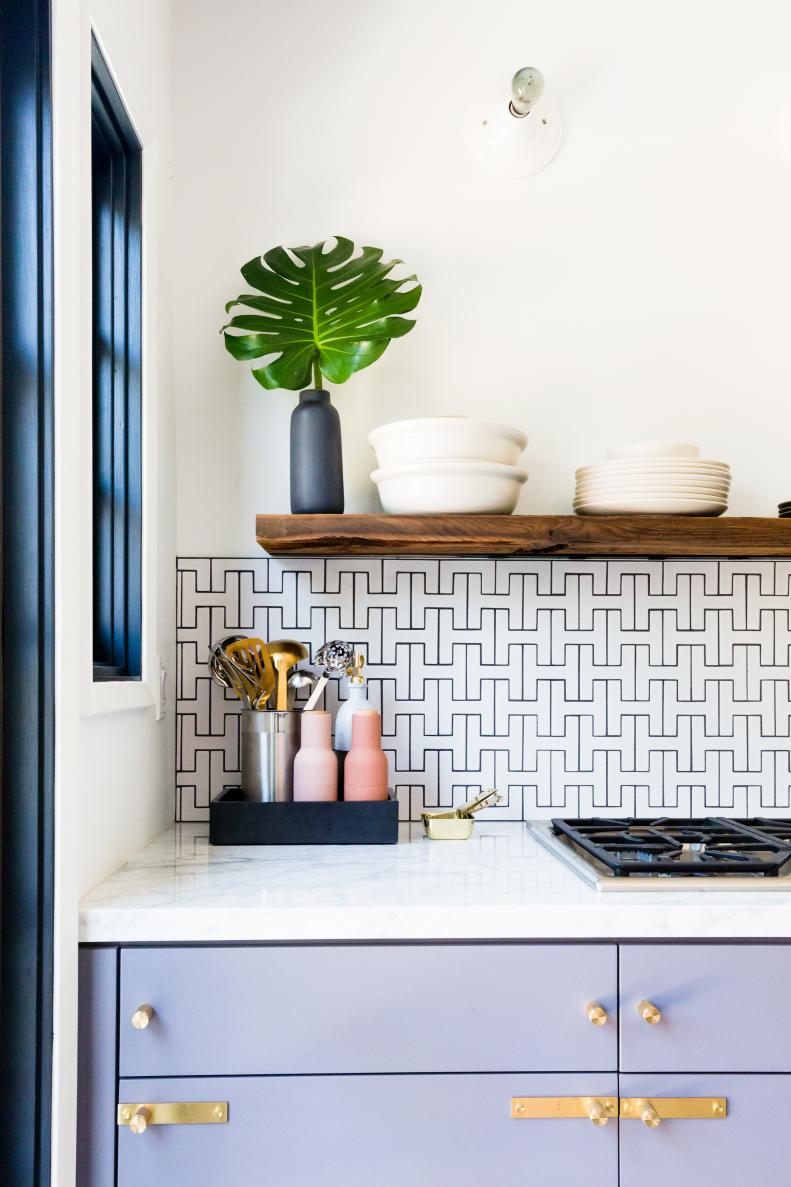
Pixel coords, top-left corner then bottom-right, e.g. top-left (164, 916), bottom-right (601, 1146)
top-left (267, 639), bottom-right (309, 711)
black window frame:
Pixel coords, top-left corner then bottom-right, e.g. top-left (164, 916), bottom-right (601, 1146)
top-left (91, 34), bottom-right (142, 682)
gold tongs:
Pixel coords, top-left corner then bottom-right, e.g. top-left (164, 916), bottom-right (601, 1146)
top-left (421, 789), bottom-right (503, 840)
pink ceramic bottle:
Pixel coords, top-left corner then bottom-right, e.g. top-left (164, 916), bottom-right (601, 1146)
top-left (293, 711), bottom-right (338, 801)
top-left (344, 709), bottom-right (388, 801)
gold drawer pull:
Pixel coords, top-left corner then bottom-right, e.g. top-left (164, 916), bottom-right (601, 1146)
top-left (583, 1097), bottom-right (611, 1127)
top-left (512, 1096), bottom-right (617, 1123)
top-left (637, 999), bottom-right (662, 1025)
top-left (118, 1102), bottom-right (228, 1129)
top-left (128, 1106), bottom-right (151, 1135)
top-left (586, 1001), bottom-right (608, 1027)
top-left (637, 1098), bottom-right (661, 1128)
top-left (620, 1097), bottom-right (727, 1123)
top-left (131, 1004), bottom-right (155, 1030)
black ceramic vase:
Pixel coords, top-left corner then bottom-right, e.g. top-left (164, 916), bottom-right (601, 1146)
top-left (290, 389), bottom-right (345, 514)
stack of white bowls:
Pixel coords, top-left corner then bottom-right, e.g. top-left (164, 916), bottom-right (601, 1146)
top-left (368, 417), bottom-right (528, 514)
top-left (574, 443), bottom-right (730, 516)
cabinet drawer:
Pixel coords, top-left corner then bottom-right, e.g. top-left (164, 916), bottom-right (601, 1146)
top-left (119, 944), bottom-right (616, 1076)
top-left (620, 944), bottom-right (791, 1072)
top-left (619, 1074), bottom-right (789, 1186)
top-left (118, 1073), bottom-right (618, 1187)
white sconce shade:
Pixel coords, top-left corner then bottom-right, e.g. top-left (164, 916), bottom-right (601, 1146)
top-left (467, 66), bottom-right (562, 179)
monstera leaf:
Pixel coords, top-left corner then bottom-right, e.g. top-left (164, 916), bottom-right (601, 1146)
top-left (222, 236), bottom-right (422, 390)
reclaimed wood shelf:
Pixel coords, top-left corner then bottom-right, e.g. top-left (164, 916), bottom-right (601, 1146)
top-left (256, 514), bottom-right (791, 558)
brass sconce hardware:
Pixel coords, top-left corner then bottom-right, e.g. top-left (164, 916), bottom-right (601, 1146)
top-left (586, 1001), bottom-right (608, 1027)
top-left (131, 1004), bottom-right (155, 1030)
top-left (620, 1097), bottom-right (727, 1124)
top-left (637, 999), bottom-right (662, 1025)
top-left (511, 1096), bottom-right (617, 1124)
top-left (118, 1102), bottom-right (229, 1130)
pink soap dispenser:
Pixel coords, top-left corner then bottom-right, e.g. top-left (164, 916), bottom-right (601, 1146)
top-left (344, 709), bottom-right (388, 801)
top-left (293, 710), bottom-right (338, 802)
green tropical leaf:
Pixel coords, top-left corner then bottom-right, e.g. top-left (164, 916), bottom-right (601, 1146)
top-left (221, 236), bottom-right (421, 390)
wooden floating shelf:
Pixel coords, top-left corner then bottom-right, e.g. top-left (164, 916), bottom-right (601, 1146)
top-left (256, 514), bottom-right (791, 559)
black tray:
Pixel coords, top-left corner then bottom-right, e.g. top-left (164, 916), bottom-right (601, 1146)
top-left (209, 787), bottom-right (399, 846)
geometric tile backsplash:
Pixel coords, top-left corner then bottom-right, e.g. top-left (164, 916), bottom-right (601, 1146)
top-left (176, 556), bottom-right (791, 823)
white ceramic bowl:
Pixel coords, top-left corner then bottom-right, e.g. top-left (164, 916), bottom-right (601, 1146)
top-left (369, 417), bottom-right (528, 468)
top-left (371, 459), bottom-right (527, 514)
top-left (606, 442), bottom-right (700, 460)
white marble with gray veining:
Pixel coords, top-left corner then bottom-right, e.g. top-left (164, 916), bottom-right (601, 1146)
top-left (79, 823), bottom-right (791, 943)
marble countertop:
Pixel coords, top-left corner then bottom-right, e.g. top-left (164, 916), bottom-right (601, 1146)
top-left (79, 822), bottom-right (791, 943)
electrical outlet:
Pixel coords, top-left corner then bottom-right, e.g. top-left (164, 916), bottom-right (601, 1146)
top-left (155, 655), bottom-right (167, 721)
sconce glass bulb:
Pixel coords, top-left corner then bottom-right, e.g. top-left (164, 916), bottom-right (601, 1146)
top-left (510, 67), bottom-right (545, 117)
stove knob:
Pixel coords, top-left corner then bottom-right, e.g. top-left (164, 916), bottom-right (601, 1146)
top-left (586, 1002), bottom-right (608, 1027)
top-left (637, 999), bottom-right (662, 1025)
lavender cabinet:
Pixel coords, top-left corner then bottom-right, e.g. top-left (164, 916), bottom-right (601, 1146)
top-left (120, 944), bottom-right (617, 1076)
top-left (117, 1073), bottom-right (619, 1187)
top-left (619, 1074), bottom-right (791, 1185)
top-left (619, 944), bottom-right (791, 1072)
top-left (79, 940), bottom-right (791, 1187)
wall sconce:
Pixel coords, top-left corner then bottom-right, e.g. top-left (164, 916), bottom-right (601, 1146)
top-left (467, 66), bottom-right (562, 179)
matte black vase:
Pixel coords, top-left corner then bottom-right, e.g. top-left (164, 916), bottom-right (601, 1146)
top-left (290, 389), bottom-right (344, 514)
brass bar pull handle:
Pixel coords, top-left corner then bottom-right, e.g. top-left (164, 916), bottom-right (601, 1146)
top-left (131, 1004), bottom-right (155, 1030)
top-left (637, 1098), bottom-right (661, 1128)
top-left (620, 1097), bottom-right (727, 1123)
top-left (637, 999), bottom-right (662, 1025)
top-left (582, 1097), bottom-right (610, 1127)
top-left (512, 1096), bottom-right (617, 1122)
top-left (128, 1107), bottom-right (152, 1135)
top-left (586, 1002), bottom-right (608, 1027)
top-left (118, 1102), bottom-right (228, 1128)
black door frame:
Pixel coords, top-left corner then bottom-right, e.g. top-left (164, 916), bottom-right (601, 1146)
top-left (0, 0), bottom-right (55, 1184)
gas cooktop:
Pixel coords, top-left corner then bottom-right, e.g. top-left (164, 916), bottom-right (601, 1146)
top-left (527, 817), bottom-right (791, 892)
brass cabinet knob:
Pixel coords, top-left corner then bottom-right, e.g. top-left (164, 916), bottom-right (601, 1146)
top-left (637, 999), bottom-right (662, 1025)
top-left (636, 1098), bottom-right (661, 1128)
top-left (131, 1004), bottom-right (155, 1030)
top-left (582, 1097), bottom-right (611, 1127)
top-left (586, 1002), bottom-right (608, 1027)
top-left (129, 1106), bottom-right (152, 1135)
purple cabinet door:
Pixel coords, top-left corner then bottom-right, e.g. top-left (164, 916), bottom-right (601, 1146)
top-left (620, 944), bottom-right (791, 1072)
top-left (77, 947), bottom-right (117, 1187)
top-left (120, 944), bottom-right (617, 1076)
top-left (118, 1074), bottom-right (618, 1187)
top-left (619, 1074), bottom-right (790, 1185)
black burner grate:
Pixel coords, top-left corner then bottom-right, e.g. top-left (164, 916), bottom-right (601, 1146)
top-left (550, 817), bottom-right (791, 877)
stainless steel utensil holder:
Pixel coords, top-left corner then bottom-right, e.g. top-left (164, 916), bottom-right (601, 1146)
top-left (241, 710), bottom-right (300, 802)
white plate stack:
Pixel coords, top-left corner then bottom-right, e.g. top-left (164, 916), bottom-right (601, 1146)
top-left (574, 443), bottom-right (730, 516)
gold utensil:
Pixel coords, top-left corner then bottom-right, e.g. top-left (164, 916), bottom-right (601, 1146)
top-left (226, 638), bottom-right (277, 710)
top-left (421, 788), bottom-right (503, 840)
top-left (267, 639), bottom-right (309, 711)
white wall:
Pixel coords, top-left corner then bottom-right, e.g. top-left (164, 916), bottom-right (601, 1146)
top-left (52, 1), bottom-right (175, 1181)
top-left (173, 0), bottom-right (791, 555)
